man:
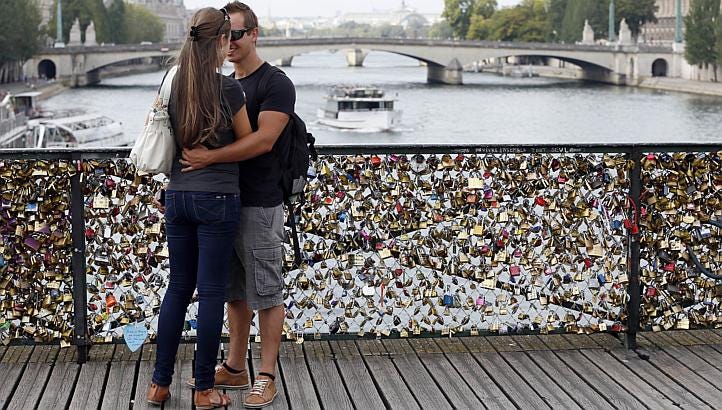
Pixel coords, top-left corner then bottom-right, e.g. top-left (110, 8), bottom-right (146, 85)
top-left (181, 2), bottom-right (294, 408)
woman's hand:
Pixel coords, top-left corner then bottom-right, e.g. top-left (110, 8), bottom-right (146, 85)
top-left (180, 146), bottom-right (212, 172)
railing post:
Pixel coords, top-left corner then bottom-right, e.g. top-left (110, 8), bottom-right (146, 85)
top-left (625, 148), bottom-right (642, 350)
top-left (70, 156), bottom-right (89, 363)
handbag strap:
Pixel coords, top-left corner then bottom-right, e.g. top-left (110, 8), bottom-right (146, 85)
top-left (159, 66), bottom-right (179, 107)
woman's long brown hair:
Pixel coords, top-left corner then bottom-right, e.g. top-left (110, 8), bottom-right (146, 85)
top-left (173, 8), bottom-right (231, 148)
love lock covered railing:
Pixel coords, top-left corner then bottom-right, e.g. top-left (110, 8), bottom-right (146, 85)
top-left (0, 144), bottom-right (720, 363)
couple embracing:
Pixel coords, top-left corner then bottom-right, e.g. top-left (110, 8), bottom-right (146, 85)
top-left (144, 2), bottom-right (293, 409)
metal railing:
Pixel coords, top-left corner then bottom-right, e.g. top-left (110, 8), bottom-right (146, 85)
top-left (0, 143), bottom-right (720, 364)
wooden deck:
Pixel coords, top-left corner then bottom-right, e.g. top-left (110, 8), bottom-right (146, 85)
top-left (1, 330), bottom-right (721, 409)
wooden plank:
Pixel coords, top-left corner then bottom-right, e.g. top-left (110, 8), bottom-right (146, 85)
top-left (132, 361), bottom-right (154, 410)
top-left (440, 348), bottom-right (516, 410)
top-left (0, 346), bottom-right (33, 409)
top-left (278, 342), bottom-right (320, 409)
top-left (383, 339), bottom-right (415, 355)
top-left (381, 340), bottom-right (451, 410)
top-left (468, 349), bottom-right (550, 409)
top-left (638, 333), bottom-right (722, 403)
top-left (0, 346), bottom-right (6, 361)
top-left (528, 350), bottom-right (613, 410)
top-left (665, 331), bottom-right (705, 346)
top-left (29, 346), bottom-right (58, 363)
top-left (56, 346), bottom-right (78, 363)
top-left (407, 339), bottom-right (483, 409)
top-left (537, 334), bottom-right (575, 350)
top-left (328, 341), bottom-right (386, 410)
top-left (553, 350), bottom-right (645, 410)
top-left (356, 340), bottom-right (388, 356)
top-left (684, 345), bottom-right (722, 372)
top-left (687, 329), bottom-right (722, 345)
top-left (643, 332), bottom-right (681, 347)
top-left (6, 362), bottom-right (53, 410)
top-left (587, 333), bottom-right (623, 350)
top-left (458, 336), bottom-right (496, 353)
top-left (37, 362), bottom-right (80, 410)
top-left (165, 359), bottom-right (194, 410)
top-left (607, 349), bottom-right (712, 409)
top-left (304, 342), bottom-right (353, 410)
top-left (486, 336), bottom-right (524, 352)
top-left (501, 351), bottom-right (581, 409)
top-left (562, 334), bottom-right (600, 350)
top-left (512, 335), bottom-right (547, 351)
top-left (69, 362), bottom-right (108, 410)
top-left (360, 352), bottom-right (419, 410)
top-left (0, 346), bottom-right (33, 364)
top-left (654, 345), bottom-right (722, 390)
top-left (131, 343), bottom-right (163, 410)
top-left (101, 361), bottom-right (138, 410)
top-left (579, 349), bottom-right (678, 410)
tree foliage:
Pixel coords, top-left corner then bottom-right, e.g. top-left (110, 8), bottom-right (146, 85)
top-left (685, 0), bottom-right (721, 80)
top-left (0, 0), bottom-right (42, 64)
top-left (442, 0), bottom-right (480, 39)
top-left (559, 0), bottom-right (608, 43)
top-left (124, 4), bottom-right (165, 44)
top-left (616, 0), bottom-right (658, 38)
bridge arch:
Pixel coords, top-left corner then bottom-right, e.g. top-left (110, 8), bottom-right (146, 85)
top-left (37, 59), bottom-right (57, 80)
top-left (652, 59), bottom-right (668, 77)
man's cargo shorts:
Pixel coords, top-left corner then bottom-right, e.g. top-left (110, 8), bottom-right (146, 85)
top-left (225, 205), bottom-right (285, 310)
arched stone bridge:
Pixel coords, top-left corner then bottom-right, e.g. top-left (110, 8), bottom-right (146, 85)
top-left (24, 37), bottom-right (679, 87)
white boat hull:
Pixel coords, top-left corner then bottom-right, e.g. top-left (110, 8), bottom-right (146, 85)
top-left (317, 109), bottom-right (402, 131)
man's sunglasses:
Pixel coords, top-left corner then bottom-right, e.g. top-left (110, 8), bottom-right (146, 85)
top-left (230, 28), bottom-right (254, 41)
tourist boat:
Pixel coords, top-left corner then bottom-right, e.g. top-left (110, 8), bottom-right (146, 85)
top-left (0, 92), bottom-right (130, 149)
top-left (317, 87), bottom-right (402, 131)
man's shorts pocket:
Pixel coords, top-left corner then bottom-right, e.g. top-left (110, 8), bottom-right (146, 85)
top-left (253, 246), bottom-right (283, 296)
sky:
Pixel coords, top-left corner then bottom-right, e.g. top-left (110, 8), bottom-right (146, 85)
top-left (184, 0), bottom-right (522, 18)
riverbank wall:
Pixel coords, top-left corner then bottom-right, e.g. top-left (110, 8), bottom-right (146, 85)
top-left (476, 64), bottom-right (722, 97)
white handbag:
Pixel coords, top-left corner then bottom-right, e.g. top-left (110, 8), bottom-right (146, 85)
top-left (130, 66), bottom-right (178, 175)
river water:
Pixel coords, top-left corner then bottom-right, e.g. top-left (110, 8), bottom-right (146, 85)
top-left (41, 51), bottom-right (722, 146)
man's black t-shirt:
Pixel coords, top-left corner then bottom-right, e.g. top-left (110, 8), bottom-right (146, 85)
top-left (231, 62), bottom-right (296, 207)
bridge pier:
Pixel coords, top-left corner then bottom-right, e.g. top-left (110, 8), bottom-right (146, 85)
top-left (427, 59), bottom-right (463, 85)
top-left (345, 49), bottom-right (368, 67)
top-left (278, 56), bottom-right (294, 67)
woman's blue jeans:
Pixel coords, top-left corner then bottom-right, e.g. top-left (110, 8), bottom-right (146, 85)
top-left (152, 190), bottom-right (240, 391)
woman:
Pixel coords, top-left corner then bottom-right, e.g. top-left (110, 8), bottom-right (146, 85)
top-left (145, 7), bottom-right (251, 409)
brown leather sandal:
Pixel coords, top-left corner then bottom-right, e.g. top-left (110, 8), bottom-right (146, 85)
top-left (194, 388), bottom-right (231, 410)
top-left (146, 382), bottom-right (171, 406)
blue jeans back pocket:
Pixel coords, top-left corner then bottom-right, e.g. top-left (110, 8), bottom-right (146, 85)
top-left (193, 194), bottom-right (226, 225)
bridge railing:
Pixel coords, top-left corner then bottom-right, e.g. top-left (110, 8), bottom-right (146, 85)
top-left (0, 143), bottom-right (720, 363)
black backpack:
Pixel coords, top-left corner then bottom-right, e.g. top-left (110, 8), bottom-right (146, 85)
top-left (257, 66), bottom-right (318, 267)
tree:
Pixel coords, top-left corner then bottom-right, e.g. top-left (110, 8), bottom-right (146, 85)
top-left (124, 4), bottom-right (165, 44)
top-left (548, 0), bottom-right (569, 42)
top-left (559, 0), bottom-right (608, 43)
top-left (442, 0), bottom-right (478, 39)
top-left (616, 0), bottom-right (658, 38)
top-left (686, 0), bottom-right (721, 81)
top-left (428, 20), bottom-right (455, 39)
top-left (0, 0), bottom-right (42, 83)
top-left (484, 0), bottom-right (550, 42)
top-left (106, 0), bottom-right (127, 44)
top-left (466, 0), bottom-right (497, 40)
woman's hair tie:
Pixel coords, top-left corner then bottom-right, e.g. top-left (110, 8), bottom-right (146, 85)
top-left (189, 26), bottom-right (200, 41)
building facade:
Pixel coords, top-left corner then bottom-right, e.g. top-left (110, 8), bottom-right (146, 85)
top-left (36, 0), bottom-right (56, 28)
top-left (125, 0), bottom-right (187, 43)
top-left (641, 0), bottom-right (722, 45)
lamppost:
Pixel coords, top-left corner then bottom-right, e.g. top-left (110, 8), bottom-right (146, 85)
top-left (608, 0), bottom-right (616, 42)
top-left (674, 0), bottom-right (683, 43)
top-left (55, 0), bottom-right (65, 47)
